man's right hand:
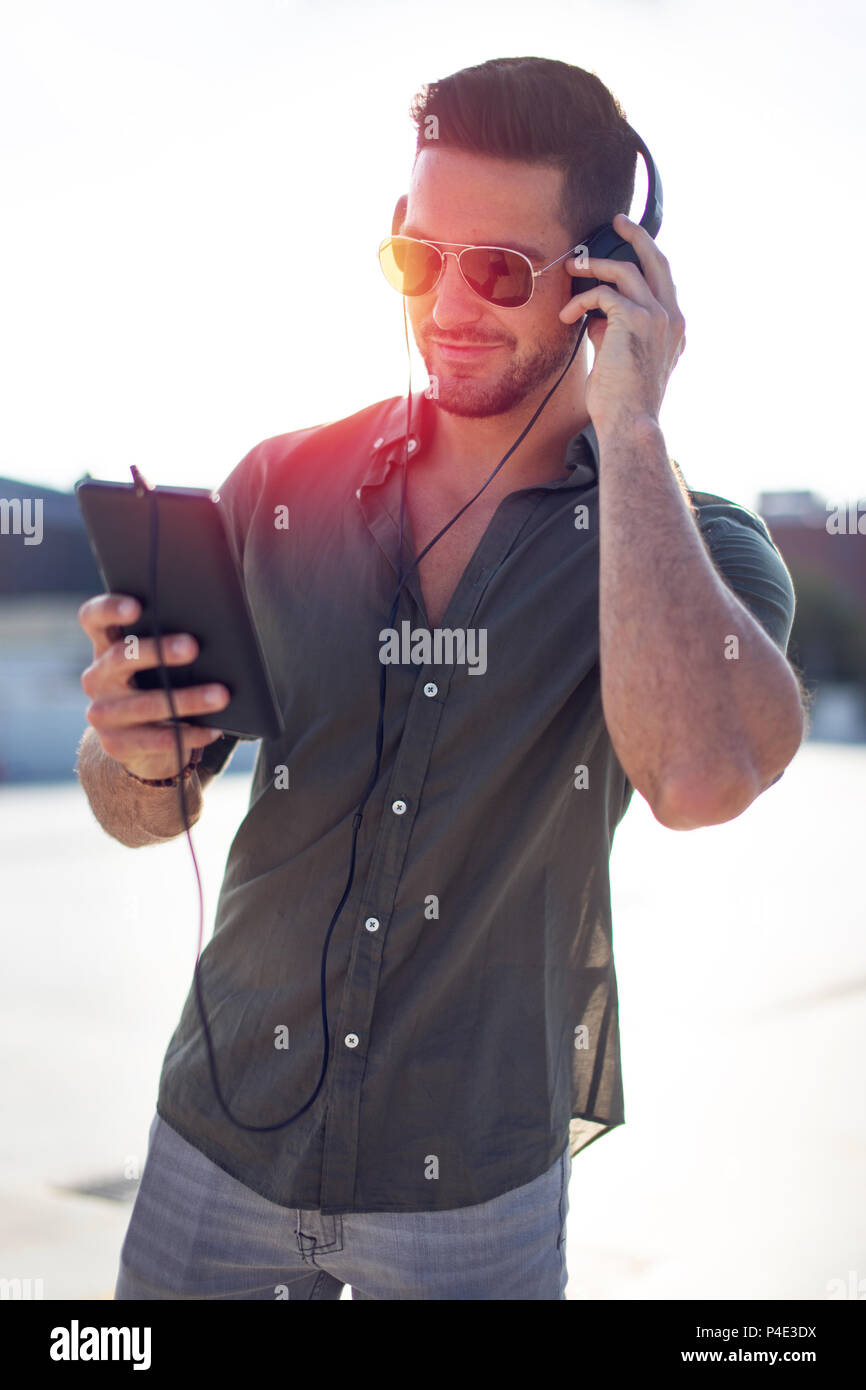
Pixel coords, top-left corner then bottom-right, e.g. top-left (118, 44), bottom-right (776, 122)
top-left (78, 593), bottom-right (231, 782)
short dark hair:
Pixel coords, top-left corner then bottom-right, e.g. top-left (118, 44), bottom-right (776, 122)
top-left (409, 56), bottom-right (638, 245)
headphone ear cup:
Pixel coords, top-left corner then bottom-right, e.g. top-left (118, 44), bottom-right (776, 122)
top-left (572, 223), bottom-right (644, 321)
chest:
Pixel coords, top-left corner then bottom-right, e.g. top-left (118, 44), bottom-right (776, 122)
top-left (405, 487), bottom-right (503, 628)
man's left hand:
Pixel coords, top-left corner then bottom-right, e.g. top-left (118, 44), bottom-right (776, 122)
top-left (559, 213), bottom-right (686, 435)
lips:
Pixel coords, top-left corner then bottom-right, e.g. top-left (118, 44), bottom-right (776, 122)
top-left (431, 340), bottom-right (504, 360)
top-left (431, 340), bottom-right (502, 349)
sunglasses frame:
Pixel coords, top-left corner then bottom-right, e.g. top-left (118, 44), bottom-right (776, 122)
top-left (378, 234), bottom-right (584, 309)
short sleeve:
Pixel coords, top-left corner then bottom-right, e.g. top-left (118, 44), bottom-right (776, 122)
top-left (691, 496), bottom-right (796, 655)
top-left (690, 495), bottom-right (798, 790)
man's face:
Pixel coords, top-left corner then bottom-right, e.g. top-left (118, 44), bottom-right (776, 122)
top-left (400, 148), bottom-right (583, 419)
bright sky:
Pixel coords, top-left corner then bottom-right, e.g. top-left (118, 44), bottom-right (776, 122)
top-left (1, 0), bottom-right (863, 513)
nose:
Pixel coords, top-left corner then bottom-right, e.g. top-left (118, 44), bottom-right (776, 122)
top-left (431, 251), bottom-right (485, 333)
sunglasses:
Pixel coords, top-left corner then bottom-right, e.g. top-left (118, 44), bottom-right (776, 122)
top-left (378, 234), bottom-right (582, 310)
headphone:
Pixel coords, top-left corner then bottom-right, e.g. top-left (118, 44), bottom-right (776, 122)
top-left (569, 124), bottom-right (663, 317)
top-left (158, 122), bottom-right (663, 1135)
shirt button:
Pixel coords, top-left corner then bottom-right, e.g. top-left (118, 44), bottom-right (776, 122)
top-left (373, 436), bottom-right (385, 448)
top-left (365, 916), bottom-right (380, 932)
top-left (345, 1033), bottom-right (359, 1048)
top-left (407, 438), bottom-right (418, 453)
top-left (392, 799), bottom-right (407, 815)
top-left (423, 682), bottom-right (438, 697)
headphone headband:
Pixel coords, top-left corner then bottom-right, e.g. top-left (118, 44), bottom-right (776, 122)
top-left (619, 122), bottom-right (663, 239)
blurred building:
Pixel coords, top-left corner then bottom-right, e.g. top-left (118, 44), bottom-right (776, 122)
top-left (757, 490), bottom-right (866, 618)
top-left (757, 490), bottom-right (866, 742)
top-left (0, 474), bottom-right (101, 596)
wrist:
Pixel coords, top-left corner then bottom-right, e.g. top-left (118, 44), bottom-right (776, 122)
top-left (594, 410), bottom-right (662, 450)
top-left (120, 747), bottom-right (203, 788)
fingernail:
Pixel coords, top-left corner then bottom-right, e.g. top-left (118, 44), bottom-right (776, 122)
top-left (118, 600), bottom-right (138, 619)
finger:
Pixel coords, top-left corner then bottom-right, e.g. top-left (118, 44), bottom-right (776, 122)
top-left (559, 282), bottom-right (639, 325)
top-left (126, 633), bottom-right (201, 673)
top-left (86, 682), bottom-right (231, 731)
top-left (78, 593), bottom-right (141, 658)
top-left (610, 214), bottom-right (682, 320)
top-left (98, 721), bottom-right (225, 769)
top-left (81, 632), bottom-right (200, 698)
top-left (567, 254), bottom-right (657, 312)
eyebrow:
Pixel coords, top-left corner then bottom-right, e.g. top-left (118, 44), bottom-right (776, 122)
top-left (400, 223), bottom-right (547, 263)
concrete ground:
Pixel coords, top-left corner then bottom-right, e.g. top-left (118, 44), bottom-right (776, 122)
top-left (1, 740), bottom-right (863, 1301)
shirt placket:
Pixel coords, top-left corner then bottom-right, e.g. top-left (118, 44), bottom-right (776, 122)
top-left (318, 449), bottom-right (554, 1212)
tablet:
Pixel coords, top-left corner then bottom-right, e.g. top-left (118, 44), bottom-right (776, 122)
top-left (75, 477), bottom-right (285, 742)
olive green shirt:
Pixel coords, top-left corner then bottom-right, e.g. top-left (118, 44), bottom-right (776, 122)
top-left (156, 389), bottom-right (796, 1214)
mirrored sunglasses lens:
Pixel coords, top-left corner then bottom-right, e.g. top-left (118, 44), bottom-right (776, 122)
top-left (378, 238), bottom-right (441, 295)
top-left (461, 248), bottom-right (532, 306)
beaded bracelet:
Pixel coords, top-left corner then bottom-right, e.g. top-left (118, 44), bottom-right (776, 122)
top-left (121, 745), bottom-right (203, 788)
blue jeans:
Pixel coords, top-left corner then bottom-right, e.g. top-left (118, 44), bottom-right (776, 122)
top-left (114, 1113), bottom-right (571, 1300)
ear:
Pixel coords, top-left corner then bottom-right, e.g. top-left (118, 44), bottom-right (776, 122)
top-left (391, 194), bottom-right (408, 237)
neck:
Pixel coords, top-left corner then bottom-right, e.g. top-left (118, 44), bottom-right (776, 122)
top-left (421, 358), bottom-right (591, 501)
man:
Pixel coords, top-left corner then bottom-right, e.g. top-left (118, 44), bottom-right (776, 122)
top-left (76, 56), bottom-right (804, 1300)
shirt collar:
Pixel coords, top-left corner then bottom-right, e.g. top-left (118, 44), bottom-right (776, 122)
top-left (358, 389), bottom-right (598, 493)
